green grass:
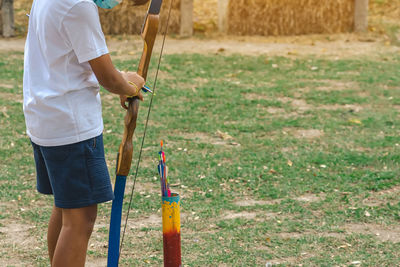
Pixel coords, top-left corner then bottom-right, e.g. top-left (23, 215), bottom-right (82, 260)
top-left (1, 50), bottom-right (400, 266)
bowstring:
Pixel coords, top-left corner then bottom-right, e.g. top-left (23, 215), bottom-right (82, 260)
top-left (118, 0), bottom-right (174, 262)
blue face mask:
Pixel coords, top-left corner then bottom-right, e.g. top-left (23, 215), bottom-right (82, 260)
top-left (93, 0), bottom-right (122, 9)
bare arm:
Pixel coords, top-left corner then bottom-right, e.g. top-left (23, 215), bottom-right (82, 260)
top-left (89, 54), bottom-right (144, 100)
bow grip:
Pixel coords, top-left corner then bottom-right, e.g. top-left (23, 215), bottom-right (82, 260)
top-left (116, 98), bottom-right (140, 176)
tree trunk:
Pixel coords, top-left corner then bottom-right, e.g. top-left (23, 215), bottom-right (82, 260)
top-left (1, 0), bottom-right (14, 37)
top-left (218, 0), bottom-right (229, 33)
top-left (0, 0), bottom-right (3, 36)
top-left (180, 0), bottom-right (193, 37)
top-left (354, 0), bottom-right (368, 32)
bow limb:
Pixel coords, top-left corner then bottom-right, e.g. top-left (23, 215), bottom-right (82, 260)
top-left (116, 0), bottom-right (162, 176)
top-left (108, 1), bottom-right (162, 266)
top-left (137, 11), bottom-right (159, 79)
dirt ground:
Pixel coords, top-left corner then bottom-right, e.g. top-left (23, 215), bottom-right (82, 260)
top-left (1, 33), bottom-right (399, 59)
top-left (1, 33), bottom-right (399, 266)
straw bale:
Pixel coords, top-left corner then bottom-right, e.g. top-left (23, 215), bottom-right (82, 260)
top-left (370, 0), bottom-right (400, 22)
top-left (99, 0), bottom-right (181, 35)
top-left (193, 0), bottom-right (218, 32)
top-left (227, 0), bottom-right (355, 36)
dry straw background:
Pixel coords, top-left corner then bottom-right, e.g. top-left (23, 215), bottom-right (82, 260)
top-left (99, 0), bottom-right (181, 34)
top-left (227, 0), bottom-right (355, 35)
top-left (8, 0), bottom-right (400, 37)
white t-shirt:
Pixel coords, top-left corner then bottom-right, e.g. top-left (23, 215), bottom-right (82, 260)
top-left (23, 0), bottom-right (109, 146)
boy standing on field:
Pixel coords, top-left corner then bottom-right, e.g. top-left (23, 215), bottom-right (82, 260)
top-left (23, 0), bottom-right (149, 265)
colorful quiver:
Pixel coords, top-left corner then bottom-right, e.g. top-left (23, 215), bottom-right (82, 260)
top-left (162, 193), bottom-right (181, 267)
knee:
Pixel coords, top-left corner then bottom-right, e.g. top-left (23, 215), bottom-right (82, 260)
top-left (62, 205), bottom-right (98, 238)
top-left (64, 215), bottom-right (97, 238)
top-left (80, 207), bottom-right (97, 237)
top-left (82, 212), bottom-right (97, 237)
top-left (85, 207), bottom-right (98, 227)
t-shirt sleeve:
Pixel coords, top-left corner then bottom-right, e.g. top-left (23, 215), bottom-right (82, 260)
top-left (62, 1), bottom-right (109, 64)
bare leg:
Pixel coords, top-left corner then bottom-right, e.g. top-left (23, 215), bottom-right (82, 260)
top-left (52, 204), bottom-right (98, 267)
top-left (48, 205), bottom-right (62, 263)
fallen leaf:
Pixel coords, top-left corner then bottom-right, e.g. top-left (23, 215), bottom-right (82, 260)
top-left (1, 107), bottom-right (9, 118)
top-left (349, 118), bottom-right (362, 125)
top-left (287, 160), bottom-right (293, 167)
top-left (216, 130), bottom-right (233, 140)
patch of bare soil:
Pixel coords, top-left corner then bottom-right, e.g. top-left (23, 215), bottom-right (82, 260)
top-left (266, 253), bottom-right (314, 265)
top-left (222, 210), bottom-right (282, 223)
top-left (376, 185), bottom-right (400, 196)
top-left (294, 193), bottom-right (325, 203)
top-left (275, 97), bottom-right (313, 115)
top-left (128, 214), bottom-right (161, 229)
top-left (222, 211), bottom-right (258, 220)
top-left (277, 231), bottom-right (344, 240)
top-left (271, 222), bottom-right (400, 244)
top-left (290, 99), bottom-right (312, 112)
top-left (109, 33), bottom-right (400, 60)
top-left (278, 95), bottom-right (366, 114)
top-left (345, 223), bottom-right (400, 243)
top-left (0, 222), bottom-right (38, 266)
top-left (86, 257), bottom-right (107, 267)
top-left (318, 104), bottom-right (365, 112)
top-left (243, 92), bottom-right (270, 101)
top-left (234, 193), bottom-right (324, 207)
top-left (0, 91), bottom-right (23, 103)
top-left (2, 33), bottom-right (399, 60)
top-left (362, 185), bottom-right (400, 207)
top-left (134, 181), bottom-right (160, 195)
top-left (292, 129), bottom-right (324, 139)
top-left (266, 107), bottom-right (285, 114)
top-left (393, 105), bottom-right (400, 113)
top-left (315, 80), bottom-right (359, 92)
top-left (0, 83), bottom-right (14, 89)
top-left (181, 131), bottom-right (240, 147)
top-left (234, 199), bottom-right (279, 206)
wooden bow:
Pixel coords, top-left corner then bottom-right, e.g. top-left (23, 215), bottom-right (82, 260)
top-left (116, 0), bottom-right (161, 176)
top-left (108, 1), bottom-right (163, 266)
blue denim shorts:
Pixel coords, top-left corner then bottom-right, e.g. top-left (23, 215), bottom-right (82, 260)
top-left (31, 134), bottom-right (114, 209)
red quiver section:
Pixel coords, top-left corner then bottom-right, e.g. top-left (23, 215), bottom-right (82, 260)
top-left (163, 232), bottom-right (181, 267)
